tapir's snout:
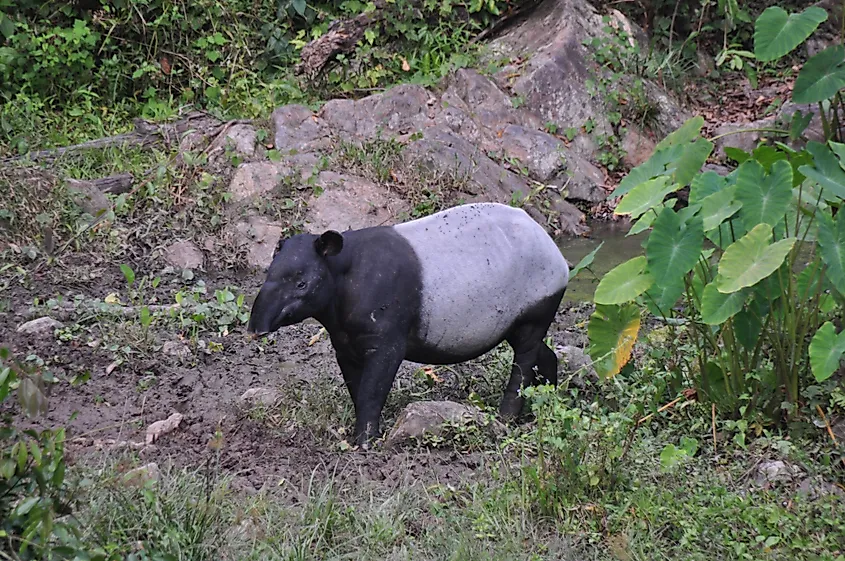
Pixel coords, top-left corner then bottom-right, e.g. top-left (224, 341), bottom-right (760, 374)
top-left (247, 286), bottom-right (277, 335)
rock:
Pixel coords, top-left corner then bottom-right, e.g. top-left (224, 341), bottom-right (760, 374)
top-left (557, 345), bottom-right (597, 384)
top-left (640, 80), bottom-right (693, 138)
top-left (776, 102), bottom-right (826, 144)
top-left (318, 83), bottom-right (436, 140)
top-left (223, 124), bottom-right (257, 157)
top-left (17, 317), bottom-right (64, 335)
top-left (551, 199), bottom-right (589, 236)
top-left (123, 462), bottom-right (160, 487)
top-left (228, 215), bottom-right (283, 269)
top-left (271, 104), bottom-right (332, 154)
top-left (228, 162), bottom-right (287, 202)
top-left (404, 126), bottom-right (530, 202)
top-left (385, 401), bottom-right (503, 446)
top-left (304, 172), bottom-right (410, 233)
top-left (487, 0), bottom-right (614, 138)
top-left (162, 341), bottom-right (191, 359)
top-left (145, 412), bottom-right (184, 445)
top-left (66, 181), bottom-right (111, 217)
top-left (239, 387), bottom-right (279, 407)
top-left (560, 152), bottom-right (607, 203)
top-left (499, 124), bottom-right (567, 183)
top-left (797, 476), bottom-right (845, 501)
top-left (621, 127), bottom-right (657, 168)
top-left (754, 460), bottom-right (803, 486)
top-left (163, 240), bottom-right (203, 270)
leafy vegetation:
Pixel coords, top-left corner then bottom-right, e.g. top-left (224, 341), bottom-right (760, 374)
top-left (587, 6), bottom-right (845, 431)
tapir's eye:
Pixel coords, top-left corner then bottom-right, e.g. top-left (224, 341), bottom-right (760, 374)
top-left (296, 280), bottom-right (307, 289)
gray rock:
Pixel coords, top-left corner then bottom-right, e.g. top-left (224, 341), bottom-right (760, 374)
top-left (163, 240), bottom-right (203, 270)
top-left (754, 460), bottom-right (803, 486)
top-left (271, 104), bottom-right (332, 154)
top-left (17, 316), bottom-right (64, 335)
top-left (499, 124), bottom-right (567, 183)
top-left (797, 475), bottom-right (845, 500)
top-left (404, 126), bottom-right (531, 202)
top-left (557, 345), bottom-right (597, 379)
top-left (239, 387), bottom-right (280, 407)
top-left (228, 162), bottom-right (287, 202)
top-left (558, 151), bottom-right (607, 203)
top-left (123, 462), bottom-right (160, 487)
top-left (713, 119), bottom-right (776, 160)
top-left (162, 341), bottom-right (191, 359)
top-left (386, 401), bottom-right (503, 446)
top-left (621, 126), bottom-right (657, 169)
top-left (228, 215), bottom-right (283, 269)
top-left (304, 172), bottom-right (410, 233)
top-left (551, 199), bottom-right (588, 236)
top-left (222, 124), bottom-right (257, 157)
top-left (66, 181), bottom-right (111, 217)
top-left (318, 83), bottom-right (436, 140)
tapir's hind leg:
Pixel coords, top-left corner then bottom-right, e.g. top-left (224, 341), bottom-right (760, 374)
top-left (498, 290), bottom-right (564, 419)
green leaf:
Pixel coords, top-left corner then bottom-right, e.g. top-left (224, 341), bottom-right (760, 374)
top-left (587, 303), bottom-right (641, 379)
top-left (734, 297), bottom-right (769, 350)
top-left (609, 144), bottom-right (684, 199)
top-left (0, 14), bottom-right (14, 39)
top-left (627, 199), bottom-right (676, 236)
top-left (644, 278), bottom-right (684, 317)
top-left (816, 210), bottom-right (845, 294)
top-left (809, 322), bottom-right (845, 382)
top-left (799, 141), bottom-right (845, 200)
top-left (698, 185), bottom-right (742, 232)
top-left (292, 0), bottom-right (307, 15)
top-left (754, 6), bottom-right (828, 62)
top-left (700, 280), bottom-right (747, 324)
top-left (724, 146), bottom-right (751, 164)
top-left (793, 45), bottom-right (845, 104)
top-left (717, 223), bottom-right (797, 293)
top-left (680, 436), bottom-right (699, 456)
top-left (735, 159), bottom-right (793, 229)
top-left (614, 177), bottom-right (680, 219)
top-left (119, 264), bottom-right (135, 286)
top-left (569, 242), bottom-right (604, 280)
top-left (646, 208), bottom-right (704, 288)
top-left (789, 109), bottom-right (814, 141)
top-left (689, 171), bottom-right (727, 204)
top-left (674, 139), bottom-right (714, 187)
top-left (594, 256), bottom-right (654, 305)
top-left (655, 116), bottom-right (705, 151)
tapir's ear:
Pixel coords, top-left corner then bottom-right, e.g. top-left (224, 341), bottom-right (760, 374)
top-left (315, 230), bottom-right (343, 257)
top-left (273, 237), bottom-right (285, 257)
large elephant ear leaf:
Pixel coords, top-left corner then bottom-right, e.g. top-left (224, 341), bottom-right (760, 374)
top-left (809, 322), bottom-right (845, 382)
top-left (594, 256), bottom-right (654, 305)
top-left (793, 45), bottom-right (845, 104)
top-left (717, 223), bottom-right (797, 293)
top-left (587, 303), bottom-right (641, 380)
top-left (754, 6), bottom-right (828, 62)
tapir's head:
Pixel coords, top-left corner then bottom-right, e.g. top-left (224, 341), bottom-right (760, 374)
top-left (247, 230), bottom-right (344, 336)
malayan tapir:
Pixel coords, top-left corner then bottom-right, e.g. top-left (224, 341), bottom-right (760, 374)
top-left (247, 202), bottom-right (570, 448)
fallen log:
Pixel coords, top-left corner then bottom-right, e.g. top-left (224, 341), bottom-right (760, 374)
top-left (0, 111), bottom-right (224, 164)
top-left (65, 173), bottom-right (135, 195)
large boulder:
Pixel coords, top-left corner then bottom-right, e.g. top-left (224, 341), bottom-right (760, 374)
top-left (304, 172), bottom-right (411, 233)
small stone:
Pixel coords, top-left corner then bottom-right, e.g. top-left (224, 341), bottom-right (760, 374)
top-left (145, 412), bottom-right (184, 445)
top-left (227, 215), bottom-right (284, 269)
top-left (17, 317), bottom-right (64, 335)
top-left (162, 341), bottom-right (191, 359)
top-left (228, 162), bottom-right (286, 201)
top-left (797, 476), bottom-right (845, 500)
top-left (754, 460), bottom-right (802, 486)
top-left (123, 462), bottom-right (160, 487)
top-left (621, 127), bottom-right (657, 169)
top-left (224, 124), bottom-right (257, 157)
top-left (239, 387), bottom-right (279, 407)
top-left (385, 400), bottom-right (503, 447)
top-left (163, 240), bottom-right (204, 270)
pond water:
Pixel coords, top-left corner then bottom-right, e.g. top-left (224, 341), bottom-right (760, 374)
top-left (556, 219), bottom-right (646, 304)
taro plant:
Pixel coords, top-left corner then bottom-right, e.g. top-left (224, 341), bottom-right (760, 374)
top-left (586, 5), bottom-right (845, 421)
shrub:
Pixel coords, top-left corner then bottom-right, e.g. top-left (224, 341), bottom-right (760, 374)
top-left (584, 5), bottom-right (845, 424)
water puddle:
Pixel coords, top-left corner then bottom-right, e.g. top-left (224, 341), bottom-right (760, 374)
top-left (556, 219), bottom-right (645, 304)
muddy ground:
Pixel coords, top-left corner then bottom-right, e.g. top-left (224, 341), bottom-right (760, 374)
top-left (1, 249), bottom-right (595, 495)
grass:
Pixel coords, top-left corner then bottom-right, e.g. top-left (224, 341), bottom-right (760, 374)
top-left (66, 409), bottom-right (845, 561)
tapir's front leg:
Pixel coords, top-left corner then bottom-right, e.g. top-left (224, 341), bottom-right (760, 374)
top-left (353, 335), bottom-right (407, 448)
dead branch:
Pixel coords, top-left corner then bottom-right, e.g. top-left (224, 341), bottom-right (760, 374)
top-left (18, 302), bottom-right (181, 322)
top-left (65, 173), bottom-right (135, 195)
top-left (295, 0), bottom-right (422, 78)
top-left (0, 111), bottom-right (225, 165)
